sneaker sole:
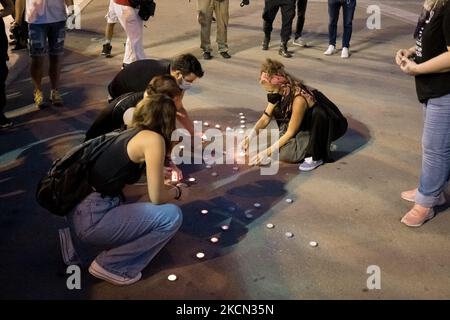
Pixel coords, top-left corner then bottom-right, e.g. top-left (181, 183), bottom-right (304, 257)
top-left (88, 263), bottom-right (142, 286)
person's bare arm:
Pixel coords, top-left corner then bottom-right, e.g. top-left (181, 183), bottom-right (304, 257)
top-left (65, 0), bottom-right (74, 9)
top-left (176, 106), bottom-right (195, 136)
top-left (141, 132), bottom-right (179, 204)
top-left (0, 0), bottom-right (14, 18)
top-left (268, 96), bottom-right (307, 153)
top-left (401, 47), bottom-right (450, 75)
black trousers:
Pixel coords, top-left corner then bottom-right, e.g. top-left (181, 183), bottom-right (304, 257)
top-left (300, 104), bottom-right (330, 161)
top-left (0, 61), bottom-right (8, 116)
top-left (294, 0), bottom-right (308, 39)
top-left (262, 0), bottom-right (296, 43)
top-left (301, 90), bottom-right (348, 161)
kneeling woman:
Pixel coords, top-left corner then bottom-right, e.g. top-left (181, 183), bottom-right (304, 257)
top-left (245, 59), bottom-right (347, 171)
top-left (63, 94), bottom-right (186, 286)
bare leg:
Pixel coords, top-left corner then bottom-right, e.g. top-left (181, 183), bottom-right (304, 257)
top-left (49, 55), bottom-right (61, 90)
top-left (30, 56), bottom-right (45, 91)
top-left (105, 23), bottom-right (115, 42)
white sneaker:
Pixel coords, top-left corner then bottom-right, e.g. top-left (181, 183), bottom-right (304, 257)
top-left (292, 37), bottom-right (307, 47)
top-left (299, 157), bottom-right (323, 172)
top-left (89, 260), bottom-right (142, 286)
top-left (324, 45), bottom-right (336, 56)
top-left (341, 47), bottom-right (350, 59)
top-left (58, 228), bottom-right (81, 266)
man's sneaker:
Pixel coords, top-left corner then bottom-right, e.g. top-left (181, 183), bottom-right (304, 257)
top-left (34, 89), bottom-right (47, 109)
top-left (324, 45), bottom-right (336, 56)
top-left (299, 157), bottom-right (323, 172)
top-left (89, 260), bottom-right (142, 286)
top-left (341, 47), bottom-right (350, 59)
top-left (279, 43), bottom-right (292, 58)
top-left (292, 37), bottom-right (307, 47)
top-left (262, 37), bottom-right (270, 50)
top-left (220, 51), bottom-right (231, 59)
top-left (0, 115), bottom-right (13, 128)
top-left (50, 89), bottom-right (64, 107)
top-left (58, 228), bottom-right (81, 266)
top-left (101, 43), bottom-right (112, 58)
top-left (202, 51), bottom-right (212, 60)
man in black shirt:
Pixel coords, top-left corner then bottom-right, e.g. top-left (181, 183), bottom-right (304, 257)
top-left (107, 53), bottom-right (204, 135)
top-left (108, 53), bottom-right (204, 99)
top-left (0, 0), bottom-right (14, 128)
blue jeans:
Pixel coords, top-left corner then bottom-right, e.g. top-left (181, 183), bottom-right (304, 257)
top-left (416, 94), bottom-right (450, 207)
top-left (328, 0), bottom-right (356, 48)
top-left (68, 192), bottom-right (183, 278)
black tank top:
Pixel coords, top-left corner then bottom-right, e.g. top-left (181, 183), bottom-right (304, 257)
top-left (90, 127), bottom-right (145, 197)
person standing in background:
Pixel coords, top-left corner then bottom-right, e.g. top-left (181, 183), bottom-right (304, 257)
top-left (15, 0), bottom-right (74, 109)
top-left (112, 0), bottom-right (145, 67)
top-left (292, 0), bottom-right (308, 47)
top-left (262, 0), bottom-right (296, 58)
top-left (101, 0), bottom-right (120, 58)
top-left (0, 0), bottom-right (14, 128)
top-left (197, 0), bottom-right (231, 60)
top-left (324, 0), bottom-right (356, 59)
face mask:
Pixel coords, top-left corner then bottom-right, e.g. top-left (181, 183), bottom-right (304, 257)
top-left (179, 77), bottom-right (193, 91)
top-left (267, 93), bottom-right (282, 105)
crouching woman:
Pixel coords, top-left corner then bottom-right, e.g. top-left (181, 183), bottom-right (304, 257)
top-left (63, 94), bottom-right (186, 286)
top-left (244, 59), bottom-right (347, 171)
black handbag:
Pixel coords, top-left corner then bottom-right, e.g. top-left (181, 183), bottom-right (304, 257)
top-left (127, 0), bottom-right (156, 21)
top-left (138, 0), bottom-right (156, 21)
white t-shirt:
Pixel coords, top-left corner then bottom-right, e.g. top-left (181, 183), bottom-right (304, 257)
top-left (26, 0), bottom-right (67, 24)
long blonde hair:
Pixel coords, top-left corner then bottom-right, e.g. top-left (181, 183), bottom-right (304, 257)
top-left (425, 0), bottom-right (448, 9)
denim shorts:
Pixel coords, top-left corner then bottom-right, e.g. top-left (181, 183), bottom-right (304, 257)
top-left (28, 21), bottom-right (66, 57)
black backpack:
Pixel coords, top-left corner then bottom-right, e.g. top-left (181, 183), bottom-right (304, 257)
top-left (36, 132), bottom-right (121, 216)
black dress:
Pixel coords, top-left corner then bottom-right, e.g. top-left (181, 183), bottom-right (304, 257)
top-left (272, 84), bottom-right (347, 163)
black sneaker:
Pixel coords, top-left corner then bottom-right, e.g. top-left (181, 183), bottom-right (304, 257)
top-left (203, 51), bottom-right (212, 60)
top-left (0, 115), bottom-right (13, 129)
top-left (262, 37), bottom-right (270, 51)
top-left (220, 52), bottom-right (231, 59)
top-left (279, 43), bottom-right (292, 58)
top-left (101, 43), bottom-right (112, 58)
